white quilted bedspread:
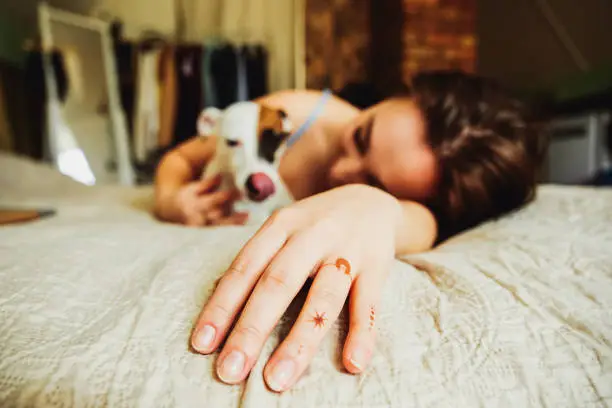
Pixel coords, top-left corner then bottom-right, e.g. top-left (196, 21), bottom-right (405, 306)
top-left (1, 153), bottom-right (611, 408)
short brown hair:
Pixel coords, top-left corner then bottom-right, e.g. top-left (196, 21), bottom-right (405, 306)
top-left (410, 70), bottom-right (548, 243)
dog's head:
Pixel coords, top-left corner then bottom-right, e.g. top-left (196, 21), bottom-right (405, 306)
top-left (198, 102), bottom-right (293, 204)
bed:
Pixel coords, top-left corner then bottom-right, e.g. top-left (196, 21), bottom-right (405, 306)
top-left (1, 152), bottom-right (611, 407)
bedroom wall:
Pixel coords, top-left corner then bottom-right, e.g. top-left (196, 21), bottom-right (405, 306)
top-left (402, 0), bottom-right (477, 85)
top-left (304, 0), bottom-right (477, 93)
top-left (305, 0), bottom-right (371, 90)
top-left (477, 0), bottom-right (612, 90)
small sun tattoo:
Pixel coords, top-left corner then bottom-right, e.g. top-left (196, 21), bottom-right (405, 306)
top-left (311, 311), bottom-right (327, 329)
top-left (369, 305), bottom-right (376, 330)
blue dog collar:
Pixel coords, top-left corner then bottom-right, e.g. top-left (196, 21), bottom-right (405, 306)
top-left (285, 89), bottom-right (332, 148)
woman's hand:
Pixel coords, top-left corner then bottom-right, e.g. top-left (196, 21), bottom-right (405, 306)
top-left (190, 184), bottom-right (403, 392)
top-left (158, 174), bottom-right (248, 226)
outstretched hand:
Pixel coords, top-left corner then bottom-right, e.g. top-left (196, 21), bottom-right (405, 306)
top-left (190, 184), bottom-right (403, 392)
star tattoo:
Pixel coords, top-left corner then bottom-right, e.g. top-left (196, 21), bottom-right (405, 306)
top-left (311, 311), bottom-right (327, 329)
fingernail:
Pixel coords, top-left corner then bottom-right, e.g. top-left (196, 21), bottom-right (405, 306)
top-left (349, 348), bottom-right (367, 371)
top-left (267, 359), bottom-right (296, 392)
top-left (218, 350), bottom-right (246, 383)
top-left (194, 325), bottom-right (215, 351)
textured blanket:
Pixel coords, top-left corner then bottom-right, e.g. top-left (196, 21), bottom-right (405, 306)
top-left (1, 153), bottom-right (611, 407)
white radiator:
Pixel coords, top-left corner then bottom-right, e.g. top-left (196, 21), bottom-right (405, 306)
top-left (543, 112), bottom-right (610, 184)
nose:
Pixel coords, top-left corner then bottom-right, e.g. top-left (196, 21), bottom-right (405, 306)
top-left (245, 172), bottom-right (275, 202)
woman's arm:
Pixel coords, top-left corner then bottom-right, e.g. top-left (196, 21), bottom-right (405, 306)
top-left (189, 184), bottom-right (436, 392)
top-left (394, 199), bottom-right (438, 255)
top-left (154, 136), bottom-right (216, 220)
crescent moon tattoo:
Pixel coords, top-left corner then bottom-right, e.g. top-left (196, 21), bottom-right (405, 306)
top-left (335, 258), bottom-right (351, 277)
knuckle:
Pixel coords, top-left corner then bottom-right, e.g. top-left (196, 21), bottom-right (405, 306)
top-left (260, 269), bottom-right (293, 293)
top-left (221, 261), bottom-right (249, 283)
top-left (234, 324), bottom-right (265, 343)
top-left (207, 302), bottom-right (232, 320)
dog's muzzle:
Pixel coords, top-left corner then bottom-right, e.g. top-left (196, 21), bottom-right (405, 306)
top-left (245, 172), bottom-right (276, 202)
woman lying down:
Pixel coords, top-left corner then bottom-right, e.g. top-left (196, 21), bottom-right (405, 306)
top-left (153, 70), bottom-right (545, 392)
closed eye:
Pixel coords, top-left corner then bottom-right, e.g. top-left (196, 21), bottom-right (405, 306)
top-left (353, 126), bottom-right (367, 155)
top-left (227, 140), bottom-right (241, 147)
top-left (353, 117), bottom-right (374, 156)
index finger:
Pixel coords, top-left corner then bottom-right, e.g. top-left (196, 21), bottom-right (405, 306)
top-left (190, 214), bottom-right (290, 354)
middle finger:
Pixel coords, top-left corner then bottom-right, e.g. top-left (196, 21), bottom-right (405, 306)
top-left (214, 232), bottom-right (327, 384)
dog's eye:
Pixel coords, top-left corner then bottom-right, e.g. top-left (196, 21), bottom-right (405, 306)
top-left (226, 139), bottom-right (240, 147)
top-left (262, 129), bottom-right (279, 139)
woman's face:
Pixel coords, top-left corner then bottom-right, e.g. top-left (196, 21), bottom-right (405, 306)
top-left (328, 98), bottom-right (438, 201)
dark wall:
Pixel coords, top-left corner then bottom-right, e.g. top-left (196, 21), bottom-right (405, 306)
top-left (477, 0), bottom-right (612, 90)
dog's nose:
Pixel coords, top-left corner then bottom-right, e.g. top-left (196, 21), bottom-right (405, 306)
top-left (245, 173), bottom-right (275, 202)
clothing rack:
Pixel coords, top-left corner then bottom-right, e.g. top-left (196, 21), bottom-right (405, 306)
top-left (111, 33), bottom-right (271, 183)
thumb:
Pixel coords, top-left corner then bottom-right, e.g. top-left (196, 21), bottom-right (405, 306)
top-left (196, 173), bottom-right (223, 194)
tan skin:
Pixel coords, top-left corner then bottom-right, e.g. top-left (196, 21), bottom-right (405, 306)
top-left (155, 90), bottom-right (439, 392)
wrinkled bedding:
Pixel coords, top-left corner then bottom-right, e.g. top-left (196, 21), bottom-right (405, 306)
top-left (1, 152), bottom-right (611, 408)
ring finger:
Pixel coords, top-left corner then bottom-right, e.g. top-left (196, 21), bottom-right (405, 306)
top-left (263, 256), bottom-right (355, 392)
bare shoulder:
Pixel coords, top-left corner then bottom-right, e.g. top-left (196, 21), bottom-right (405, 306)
top-left (256, 89), bottom-right (359, 126)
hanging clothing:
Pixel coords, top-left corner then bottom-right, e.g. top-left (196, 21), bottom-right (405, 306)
top-left (157, 45), bottom-right (178, 149)
top-left (0, 72), bottom-right (15, 152)
top-left (132, 47), bottom-right (162, 163)
top-left (23, 50), bottom-right (68, 160)
top-left (173, 45), bottom-right (203, 144)
top-left (244, 44), bottom-right (268, 100)
top-left (201, 44), bottom-right (218, 108)
top-left (210, 44), bottom-right (238, 109)
top-left (113, 41), bottom-right (137, 138)
top-left (235, 45), bottom-right (248, 102)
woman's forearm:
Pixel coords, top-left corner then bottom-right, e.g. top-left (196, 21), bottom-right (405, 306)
top-left (154, 152), bottom-right (193, 220)
top-left (154, 137), bottom-right (215, 220)
top-left (393, 199), bottom-right (438, 255)
top-left (155, 152), bottom-right (195, 195)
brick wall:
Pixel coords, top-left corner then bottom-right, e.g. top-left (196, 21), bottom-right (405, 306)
top-left (305, 0), bottom-right (370, 90)
top-left (403, 0), bottom-right (477, 84)
top-left (304, 0), bottom-right (477, 91)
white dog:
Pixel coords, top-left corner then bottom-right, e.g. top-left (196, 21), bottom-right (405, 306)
top-left (197, 102), bottom-right (295, 225)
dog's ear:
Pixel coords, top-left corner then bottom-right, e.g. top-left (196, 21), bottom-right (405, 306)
top-left (278, 109), bottom-right (293, 134)
top-left (197, 107), bottom-right (222, 137)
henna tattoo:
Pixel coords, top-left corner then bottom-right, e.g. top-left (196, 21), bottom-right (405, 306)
top-left (319, 258), bottom-right (352, 281)
top-left (310, 311), bottom-right (327, 329)
top-left (369, 305), bottom-right (375, 331)
top-left (335, 258), bottom-right (351, 277)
